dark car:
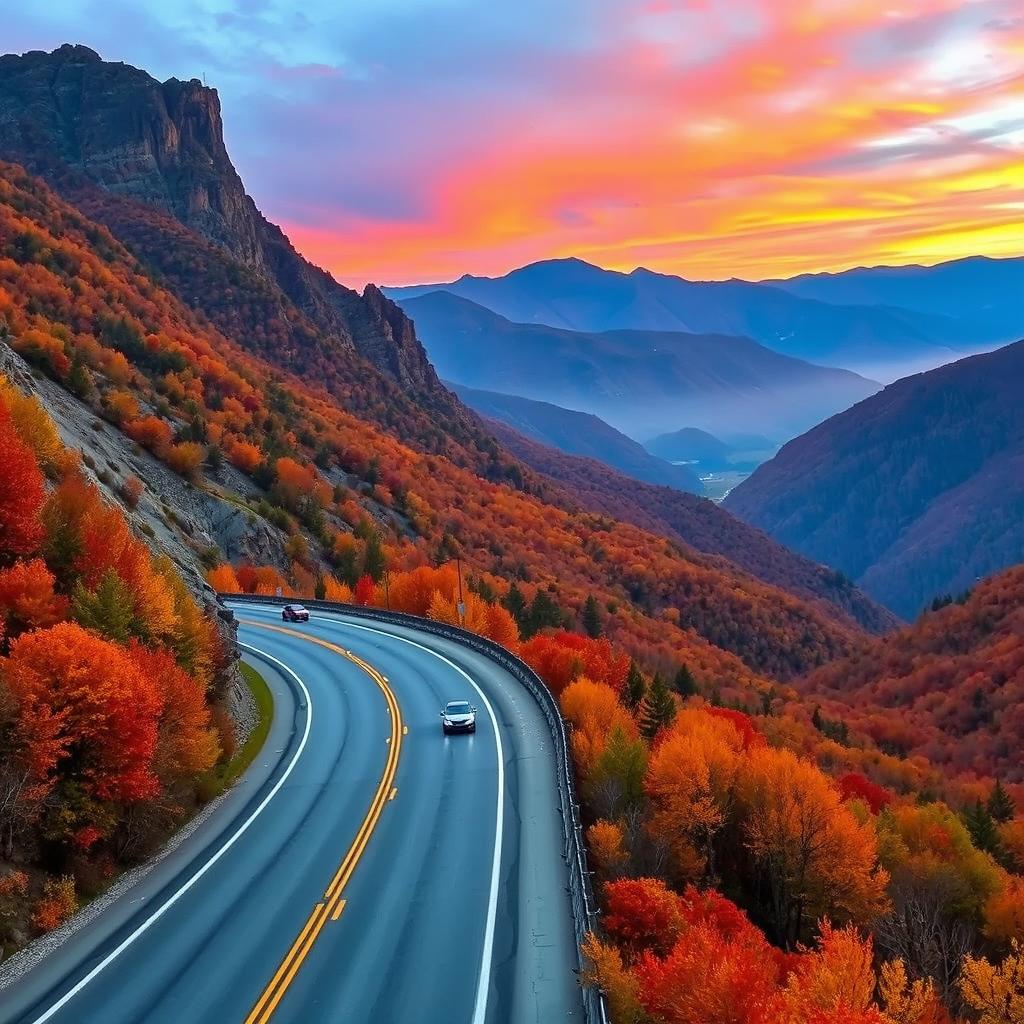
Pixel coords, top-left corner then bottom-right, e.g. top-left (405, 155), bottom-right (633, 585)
top-left (441, 700), bottom-right (477, 735)
top-left (282, 604), bottom-right (310, 622)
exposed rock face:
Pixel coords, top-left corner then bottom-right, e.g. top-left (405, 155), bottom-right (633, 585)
top-left (0, 44), bottom-right (444, 396)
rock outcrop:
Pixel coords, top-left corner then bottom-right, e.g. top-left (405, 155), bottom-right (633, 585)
top-left (0, 44), bottom-right (447, 403)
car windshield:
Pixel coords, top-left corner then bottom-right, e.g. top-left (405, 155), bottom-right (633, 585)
top-left (291, 605), bottom-right (306, 611)
top-left (446, 702), bottom-right (471, 715)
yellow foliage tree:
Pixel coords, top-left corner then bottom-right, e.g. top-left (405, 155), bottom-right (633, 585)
top-left (737, 746), bottom-right (890, 946)
top-left (878, 958), bottom-right (943, 1024)
top-left (959, 940), bottom-right (1024, 1024)
top-left (778, 922), bottom-right (876, 1023)
top-left (0, 375), bottom-right (64, 473)
top-left (580, 932), bottom-right (643, 1024)
top-left (587, 819), bottom-right (628, 874)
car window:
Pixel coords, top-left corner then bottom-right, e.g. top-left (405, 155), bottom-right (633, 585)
top-left (446, 702), bottom-right (472, 714)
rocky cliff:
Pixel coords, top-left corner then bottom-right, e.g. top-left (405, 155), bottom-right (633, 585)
top-left (0, 44), bottom-right (445, 399)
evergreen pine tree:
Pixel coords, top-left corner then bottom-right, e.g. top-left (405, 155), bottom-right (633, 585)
top-left (582, 595), bottom-right (602, 638)
top-left (963, 800), bottom-right (1000, 854)
top-left (363, 531), bottom-right (387, 582)
top-left (72, 568), bottom-right (136, 643)
top-left (671, 664), bottom-right (698, 698)
top-left (503, 581), bottom-right (527, 625)
top-left (988, 779), bottom-right (1016, 824)
top-left (314, 574), bottom-right (327, 601)
top-left (639, 672), bottom-right (676, 740)
top-left (624, 660), bottom-right (646, 711)
top-left (522, 589), bottom-right (562, 638)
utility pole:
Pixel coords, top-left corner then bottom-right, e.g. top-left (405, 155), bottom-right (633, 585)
top-left (456, 556), bottom-right (465, 626)
top-left (383, 568), bottom-right (391, 611)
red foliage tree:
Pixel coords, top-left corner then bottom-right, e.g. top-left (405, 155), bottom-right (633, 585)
top-left (3, 622), bottom-right (164, 802)
top-left (0, 558), bottom-right (67, 637)
top-left (705, 707), bottom-right (766, 750)
top-left (0, 401), bottom-right (45, 562)
top-left (837, 772), bottom-right (892, 815)
top-left (603, 877), bottom-right (685, 960)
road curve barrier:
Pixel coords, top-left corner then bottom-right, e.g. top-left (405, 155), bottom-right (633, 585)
top-left (221, 594), bottom-right (609, 1024)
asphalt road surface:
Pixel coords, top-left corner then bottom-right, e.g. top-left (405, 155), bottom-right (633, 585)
top-left (3, 602), bottom-right (584, 1024)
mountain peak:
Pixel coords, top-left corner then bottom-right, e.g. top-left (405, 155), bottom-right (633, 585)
top-left (0, 44), bottom-right (466, 431)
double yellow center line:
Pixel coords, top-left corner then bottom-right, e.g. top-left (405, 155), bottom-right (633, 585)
top-left (241, 621), bottom-right (403, 1024)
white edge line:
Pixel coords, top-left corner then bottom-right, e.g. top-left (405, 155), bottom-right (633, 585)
top-left (305, 612), bottom-right (504, 1024)
top-left (28, 642), bottom-right (312, 1024)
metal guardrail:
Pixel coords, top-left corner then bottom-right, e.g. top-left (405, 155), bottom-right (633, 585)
top-left (222, 593), bottom-right (609, 1024)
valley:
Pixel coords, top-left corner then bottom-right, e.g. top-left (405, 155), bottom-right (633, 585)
top-left (1, 29), bottom-right (1023, 1024)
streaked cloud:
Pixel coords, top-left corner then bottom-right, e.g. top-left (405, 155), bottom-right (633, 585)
top-left (7, 0), bottom-right (1024, 285)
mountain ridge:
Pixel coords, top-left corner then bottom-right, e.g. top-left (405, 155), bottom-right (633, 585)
top-left (386, 255), bottom-right (976, 379)
top-left (0, 44), bottom-right (478, 450)
top-left (398, 288), bottom-right (880, 441)
top-left (725, 341), bottom-right (1024, 617)
top-left (449, 383), bottom-right (702, 492)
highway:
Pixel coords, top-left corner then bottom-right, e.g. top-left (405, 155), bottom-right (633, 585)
top-left (2, 602), bottom-right (584, 1024)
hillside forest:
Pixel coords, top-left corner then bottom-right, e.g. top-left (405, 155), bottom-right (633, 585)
top-left (0, 157), bottom-right (1023, 1022)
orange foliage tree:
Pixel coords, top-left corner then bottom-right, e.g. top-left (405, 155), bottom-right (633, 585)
top-left (3, 622), bottom-right (163, 807)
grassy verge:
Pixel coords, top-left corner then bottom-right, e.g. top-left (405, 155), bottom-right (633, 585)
top-left (199, 661), bottom-right (274, 801)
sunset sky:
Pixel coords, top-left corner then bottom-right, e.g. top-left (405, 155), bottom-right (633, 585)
top-left (9, 1), bottom-right (1024, 287)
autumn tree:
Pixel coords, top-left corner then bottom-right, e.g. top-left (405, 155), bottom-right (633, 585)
top-left (581, 933), bottom-right (643, 1024)
top-left (206, 564), bottom-right (241, 594)
top-left (560, 677), bottom-right (637, 786)
top-left (634, 913), bottom-right (783, 1024)
top-left (3, 622), bottom-right (163, 809)
top-left (603, 877), bottom-right (685, 959)
top-left (0, 558), bottom-right (67, 638)
top-left (0, 401), bottom-right (45, 563)
top-left (779, 922), bottom-right (878, 1023)
top-left (587, 819), bottom-right (628, 875)
top-left (128, 643), bottom-right (219, 783)
top-left (0, 376), bottom-right (63, 474)
top-left (877, 959), bottom-right (944, 1024)
top-left (959, 940), bottom-right (1024, 1024)
top-left (644, 710), bottom-right (743, 881)
top-left (737, 746), bottom-right (890, 947)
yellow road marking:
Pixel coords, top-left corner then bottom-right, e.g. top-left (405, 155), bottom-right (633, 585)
top-left (240, 620), bottom-right (403, 1024)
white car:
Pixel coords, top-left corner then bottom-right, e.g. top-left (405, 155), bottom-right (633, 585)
top-left (440, 700), bottom-right (476, 735)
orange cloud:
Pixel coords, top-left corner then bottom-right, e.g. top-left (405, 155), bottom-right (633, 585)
top-left (277, 0), bottom-right (1024, 286)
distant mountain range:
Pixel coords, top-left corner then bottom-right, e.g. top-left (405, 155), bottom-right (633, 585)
top-left (726, 341), bottom-right (1024, 617)
top-left (450, 384), bottom-right (702, 492)
top-left (768, 255), bottom-right (1024, 343)
top-left (387, 256), bottom-right (1004, 381)
top-left (399, 290), bottom-right (879, 441)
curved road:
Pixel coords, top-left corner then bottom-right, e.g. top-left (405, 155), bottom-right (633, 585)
top-left (2, 602), bottom-right (583, 1024)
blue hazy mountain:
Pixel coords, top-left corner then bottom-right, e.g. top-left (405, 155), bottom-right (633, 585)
top-left (399, 289), bottom-right (879, 442)
top-left (449, 384), bottom-right (702, 492)
top-left (388, 257), bottom-right (981, 381)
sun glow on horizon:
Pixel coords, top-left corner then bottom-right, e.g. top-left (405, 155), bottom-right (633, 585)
top-left (10, 0), bottom-right (1024, 288)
